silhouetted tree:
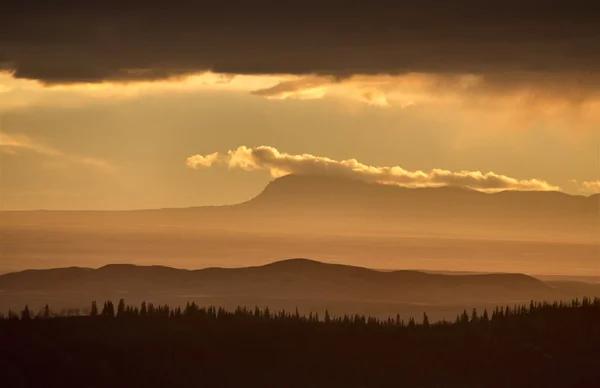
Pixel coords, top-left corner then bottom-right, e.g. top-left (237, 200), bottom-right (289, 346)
top-left (3, 297), bottom-right (600, 387)
top-left (481, 309), bottom-right (490, 324)
top-left (101, 301), bottom-right (115, 318)
top-left (90, 301), bottom-right (98, 317)
top-left (470, 308), bottom-right (479, 323)
top-left (21, 305), bottom-right (32, 321)
top-left (460, 309), bottom-right (470, 325)
top-left (117, 299), bottom-right (126, 318)
top-left (422, 312), bottom-right (430, 329)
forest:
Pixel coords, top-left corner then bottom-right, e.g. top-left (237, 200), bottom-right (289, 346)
top-left (1, 298), bottom-right (599, 387)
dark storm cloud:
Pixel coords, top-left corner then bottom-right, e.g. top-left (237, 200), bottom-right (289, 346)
top-left (1, 1), bottom-right (599, 84)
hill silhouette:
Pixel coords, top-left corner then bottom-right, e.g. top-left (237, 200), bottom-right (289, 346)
top-left (0, 258), bottom-right (586, 303)
top-left (3, 258), bottom-right (599, 322)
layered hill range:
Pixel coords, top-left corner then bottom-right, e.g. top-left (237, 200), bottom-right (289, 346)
top-left (2, 174), bottom-right (598, 242)
top-left (1, 259), bottom-right (598, 320)
top-left (0, 175), bottom-right (598, 275)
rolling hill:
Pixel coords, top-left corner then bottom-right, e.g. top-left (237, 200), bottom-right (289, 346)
top-left (0, 258), bottom-right (591, 303)
top-left (2, 259), bottom-right (598, 320)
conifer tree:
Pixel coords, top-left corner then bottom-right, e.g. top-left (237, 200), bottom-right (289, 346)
top-left (117, 299), bottom-right (126, 318)
top-left (21, 305), bottom-right (31, 321)
top-left (460, 309), bottom-right (470, 324)
top-left (90, 301), bottom-right (98, 317)
top-left (481, 309), bottom-right (490, 324)
top-left (101, 301), bottom-right (115, 318)
top-left (422, 312), bottom-right (430, 329)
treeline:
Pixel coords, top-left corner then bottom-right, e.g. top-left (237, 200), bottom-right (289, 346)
top-left (5, 297), bottom-right (600, 327)
top-left (1, 298), bottom-right (600, 387)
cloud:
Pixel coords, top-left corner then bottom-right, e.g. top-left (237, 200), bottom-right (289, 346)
top-left (1, 2), bottom-right (598, 92)
top-left (247, 73), bottom-right (600, 112)
top-left (250, 78), bottom-right (331, 100)
top-left (0, 131), bottom-right (112, 171)
top-left (357, 90), bottom-right (391, 107)
top-left (185, 152), bottom-right (220, 168)
top-left (581, 181), bottom-right (600, 193)
top-left (186, 146), bottom-right (559, 192)
top-left (2, 68), bottom-right (599, 120)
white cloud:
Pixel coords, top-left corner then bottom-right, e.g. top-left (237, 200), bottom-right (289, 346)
top-left (186, 145), bottom-right (559, 192)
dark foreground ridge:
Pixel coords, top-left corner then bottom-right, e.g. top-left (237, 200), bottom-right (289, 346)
top-left (2, 298), bottom-right (600, 388)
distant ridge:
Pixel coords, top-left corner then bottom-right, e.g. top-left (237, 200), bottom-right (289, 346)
top-left (232, 175), bottom-right (598, 222)
top-left (1, 174), bottom-right (598, 213)
top-left (0, 174), bottom-right (597, 244)
top-left (235, 175), bottom-right (599, 241)
top-left (0, 258), bottom-right (582, 305)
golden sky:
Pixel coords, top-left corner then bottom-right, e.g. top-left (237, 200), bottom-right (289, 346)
top-left (0, 70), bottom-right (598, 210)
top-left (1, 3), bottom-right (599, 210)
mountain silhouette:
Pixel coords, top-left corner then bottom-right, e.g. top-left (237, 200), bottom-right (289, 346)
top-left (244, 174), bottom-right (597, 216)
top-left (1, 175), bottom-right (597, 243)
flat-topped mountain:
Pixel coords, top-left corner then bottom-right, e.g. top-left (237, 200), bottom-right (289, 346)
top-left (1, 175), bottom-right (598, 240)
top-left (244, 174), bottom-right (598, 219)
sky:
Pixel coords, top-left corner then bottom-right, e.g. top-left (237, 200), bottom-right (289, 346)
top-left (1, 2), bottom-right (599, 210)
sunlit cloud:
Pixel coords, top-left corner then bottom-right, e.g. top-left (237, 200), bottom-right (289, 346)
top-left (250, 77), bottom-right (331, 100)
top-left (581, 181), bottom-right (600, 193)
top-left (185, 152), bottom-right (221, 168)
top-left (3, 70), bottom-right (600, 120)
top-left (187, 146), bottom-right (559, 192)
top-left (357, 90), bottom-right (391, 107)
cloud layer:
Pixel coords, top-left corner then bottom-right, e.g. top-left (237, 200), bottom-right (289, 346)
top-left (186, 146), bottom-right (559, 192)
top-left (1, 2), bottom-right (598, 87)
